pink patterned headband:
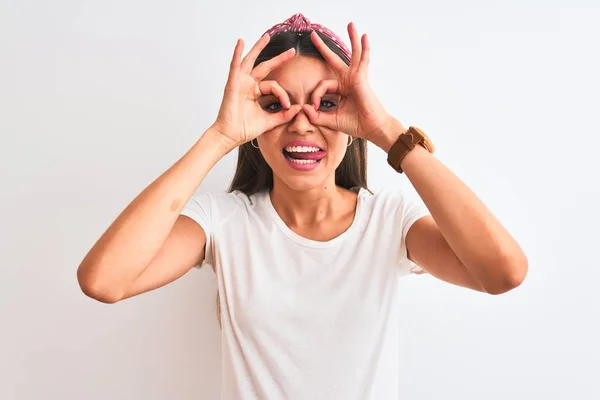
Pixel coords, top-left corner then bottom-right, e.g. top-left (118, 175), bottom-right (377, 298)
top-left (263, 13), bottom-right (351, 62)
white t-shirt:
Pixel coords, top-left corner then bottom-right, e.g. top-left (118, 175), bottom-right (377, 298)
top-left (180, 187), bottom-right (430, 399)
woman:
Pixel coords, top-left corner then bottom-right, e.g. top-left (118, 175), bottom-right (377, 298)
top-left (77, 13), bottom-right (528, 400)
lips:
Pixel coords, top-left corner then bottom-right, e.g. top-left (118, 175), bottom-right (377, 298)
top-left (281, 140), bottom-right (327, 171)
top-left (282, 140), bottom-right (327, 161)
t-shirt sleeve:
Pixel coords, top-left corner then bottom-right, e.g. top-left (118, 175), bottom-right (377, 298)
top-left (179, 193), bottom-right (214, 269)
top-left (396, 188), bottom-right (431, 276)
top-left (179, 192), bottom-right (239, 269)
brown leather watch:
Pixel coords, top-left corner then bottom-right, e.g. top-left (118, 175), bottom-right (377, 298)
top-left (386, 126), bottom-right (435, 173)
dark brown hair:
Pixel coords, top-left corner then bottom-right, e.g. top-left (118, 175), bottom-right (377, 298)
top-left (227, 31), bottom-right (369, 195)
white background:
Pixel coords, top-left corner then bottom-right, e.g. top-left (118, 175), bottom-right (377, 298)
top-left (1, 1), bottom-right (599, 399)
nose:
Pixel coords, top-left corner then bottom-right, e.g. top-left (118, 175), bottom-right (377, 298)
top-left (287, 108), bottom-right (315, 135)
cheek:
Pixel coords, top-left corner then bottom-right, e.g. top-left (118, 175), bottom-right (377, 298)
top-left (325, 135), bottom-right (351, 165)
top-left (256, 131), bottom-right (283, 162)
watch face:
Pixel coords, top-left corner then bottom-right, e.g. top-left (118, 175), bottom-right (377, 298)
top-left (423, 137), bottom-right (435, 153)
top-left (413, 127), bottom-right (435, 153)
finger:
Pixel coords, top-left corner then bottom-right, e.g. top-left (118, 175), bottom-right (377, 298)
top-left (347, 22), bottom-right (362, 67)
top-left (258, 80), bottom-right (291, 109)
top-left (310, 79), bottom-right (339, 110)
top-left (264, 104), bottom-right (302, 130)
top-left (240, 33), bottom-right (271, 72)
top-left (302, 104), bottom-right (337, 130)
top-left (227, 39), bottom-right (244, 81)
top-left (310, 31), bottom-right (347, 73)
top-left (251, 47), bottom-right (296, 81)
top-left (358, 33), bottom-right (370, 73)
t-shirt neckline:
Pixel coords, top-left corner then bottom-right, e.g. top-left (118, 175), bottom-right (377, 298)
top-left (262, 187), bottom-right (366, 249)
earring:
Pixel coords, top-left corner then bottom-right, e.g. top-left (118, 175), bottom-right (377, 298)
top-left (347, 136), bottom-right (354, 147)
top-left (251, 138), bottom-right (259, 149)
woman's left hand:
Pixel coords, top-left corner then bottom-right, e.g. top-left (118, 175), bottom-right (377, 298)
top-left (303, 22), bottom-right (398, 145)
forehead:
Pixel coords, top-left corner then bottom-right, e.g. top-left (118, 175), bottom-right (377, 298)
top-left (263, 56), bottom-right (336, 89)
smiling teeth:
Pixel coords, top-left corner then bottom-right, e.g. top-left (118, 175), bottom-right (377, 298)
top-left (285, 155), bottom-right (318, 164)
top-left (284, 146), bottom-right (321, 153)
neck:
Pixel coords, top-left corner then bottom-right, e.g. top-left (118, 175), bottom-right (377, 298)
top-left (270, 177), bottom-right (347, 226)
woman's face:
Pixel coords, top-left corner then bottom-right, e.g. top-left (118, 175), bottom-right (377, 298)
top-left (256, 56), bottom-right (350, 193)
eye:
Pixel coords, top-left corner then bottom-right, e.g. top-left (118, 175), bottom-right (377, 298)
top-left (319, 100), bottom-right (336, 109)
top-left (319, 99), bottom-right (338, 111)
top-left (262, 101), bottom-right (284, 113)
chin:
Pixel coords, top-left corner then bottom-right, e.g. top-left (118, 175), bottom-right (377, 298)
top-left (279, 174), bottom-right (328, 192)
top-left (264, 149), bottom-right (343, 192)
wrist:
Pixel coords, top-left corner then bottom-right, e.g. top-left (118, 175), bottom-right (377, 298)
top-left (399, 144), bottom-right (428, 172)
top-left (199, 125), bottom-right (238, 156)
top-left (371, 116), bottom-right (408, 153)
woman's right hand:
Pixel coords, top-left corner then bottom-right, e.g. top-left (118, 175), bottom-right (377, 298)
top-left (211, 33), bottom-right (302, 148)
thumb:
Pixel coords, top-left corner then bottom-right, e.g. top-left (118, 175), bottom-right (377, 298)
top-left (302, 104), bottom-right (338, 130)
top-left (263, 104), bottom-right (302, 131)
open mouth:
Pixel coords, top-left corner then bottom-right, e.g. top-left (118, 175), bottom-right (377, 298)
top-left (282, 145), bottom-right (326, 165)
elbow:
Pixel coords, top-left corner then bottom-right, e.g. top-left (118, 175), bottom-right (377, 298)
top-left (77, 265), bottom-right (123, 304)
top-left (483, 254), bottom-right (529, 295)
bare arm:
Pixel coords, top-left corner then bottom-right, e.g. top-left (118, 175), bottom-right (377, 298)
top-left (374, 117), bottom-right (528, 295)
top-left (401, 145), bottom-right (527, 294)
top-left (77, 34), bottom-right (301, 304)
top-left (77, 128), bottom-right (231, 303)
top-left (406, 216), bottom-right (486, 293)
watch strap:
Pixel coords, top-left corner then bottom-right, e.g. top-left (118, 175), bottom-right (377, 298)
top-left (386, 126), bottom-right (433, 173)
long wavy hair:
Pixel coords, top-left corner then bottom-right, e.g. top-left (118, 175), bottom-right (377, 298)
top-left (227, 30), bottom-right (369, 195)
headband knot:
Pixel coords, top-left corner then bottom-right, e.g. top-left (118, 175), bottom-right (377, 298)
top-left (263, 13), bottom-right (351, 62)
top-left (285, 13), bottom-right (312, 32)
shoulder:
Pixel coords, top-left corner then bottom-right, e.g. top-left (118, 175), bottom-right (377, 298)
top-left (359, 186), bottom-right (429, 233)
top-left (358, 187), bottom-right (414, 213)
top-left (181, 190), bottom-right (270, 244)
top-left (187, 190), bottom-right (254, 212)
top-left (187, 189), bottom-right (269, 219)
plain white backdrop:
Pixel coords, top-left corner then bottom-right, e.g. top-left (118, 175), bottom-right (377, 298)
top-left (1, 0), bottom-right (599, 399)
